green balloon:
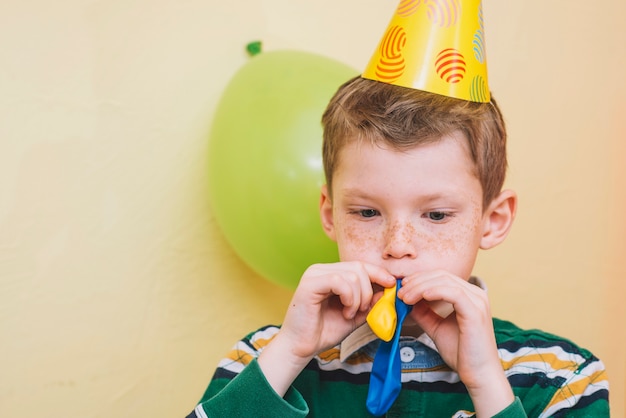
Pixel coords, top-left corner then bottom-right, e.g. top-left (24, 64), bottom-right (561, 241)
top-left (208, 50), bottom-right (358, 289)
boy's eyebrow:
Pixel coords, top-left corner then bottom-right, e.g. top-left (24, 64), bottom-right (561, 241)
top-left (339, 187), bottom-right (461, 204)
top-left (339, 187), bottom-right (372, 199)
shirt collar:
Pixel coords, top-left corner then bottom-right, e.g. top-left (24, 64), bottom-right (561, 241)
top-left (339, 276), bottom-right (488, 362)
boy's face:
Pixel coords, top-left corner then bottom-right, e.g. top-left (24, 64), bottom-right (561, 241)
top-left (320, 131), bottom-right (490, 281)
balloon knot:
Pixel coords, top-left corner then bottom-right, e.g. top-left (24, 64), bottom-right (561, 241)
top-left (246, 41), bottom-right (262, 57)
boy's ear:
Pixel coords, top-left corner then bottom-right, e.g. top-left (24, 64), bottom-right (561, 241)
top-left (480, 189), bottom-right (517, 250)
top-left (319, 184), bottom-right (337, 241)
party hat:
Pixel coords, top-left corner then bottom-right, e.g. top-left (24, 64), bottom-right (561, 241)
top-left (362, 0), bottom-right (490, 102)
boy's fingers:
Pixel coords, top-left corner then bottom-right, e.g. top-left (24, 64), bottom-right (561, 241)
top-left (357, 263), bottom-right (395, 311)
top-left (329, 262), bottom-right (393, 313)
top-left (304, 262), bottom-right (395, 317)
top-left (360, 263), bottom-right (396, 288)
top-left (400, 273), bottom-right (490, 323)
top-left (326, 272), bottom-right (364, 319)
top-left (410, 300), bottom-right (443, 332)
top-left (400, 271), bottom-right (477, 300)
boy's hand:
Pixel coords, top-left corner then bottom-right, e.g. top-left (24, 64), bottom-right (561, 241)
top-left (281, 262), bottom-right (396, 359)
top-left (398, 270), bottom-right (515, 417)
top-left (258, 262), bottom-right (395, 397)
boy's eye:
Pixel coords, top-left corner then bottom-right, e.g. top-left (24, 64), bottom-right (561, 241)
top-left (358, 209), bottom-right (379, 218)
top-left (426, 211), bottom-right (449, 221)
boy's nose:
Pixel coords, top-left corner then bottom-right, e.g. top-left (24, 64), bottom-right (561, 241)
top-left (382, 221), bottom-right (417, 259)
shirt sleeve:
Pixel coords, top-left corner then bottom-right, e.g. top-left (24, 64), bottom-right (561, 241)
top-left (492, 397), bottom-right (527, 418)
top-left (189, 359), bottom-right (309, 418)
top-left (186, 326), bottom-right (309, 418)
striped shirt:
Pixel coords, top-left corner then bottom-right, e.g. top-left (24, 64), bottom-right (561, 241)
top-left (189, 319), bottom-right (609, 417)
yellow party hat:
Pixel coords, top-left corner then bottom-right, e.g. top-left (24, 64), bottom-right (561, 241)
top-left (362, 0), bottom-right (490, 102)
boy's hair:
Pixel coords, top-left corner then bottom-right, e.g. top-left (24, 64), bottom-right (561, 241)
top-left (321, 76), bottom-right (508, 209)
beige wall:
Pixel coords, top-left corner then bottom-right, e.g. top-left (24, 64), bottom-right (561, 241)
top-left (0, 0), bottom-right (624, 416)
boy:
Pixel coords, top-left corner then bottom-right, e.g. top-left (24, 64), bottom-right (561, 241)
top-left (187, 76), bottom-right (609, 417)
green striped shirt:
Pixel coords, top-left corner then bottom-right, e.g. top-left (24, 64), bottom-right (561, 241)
top-left (189, 318), bottom-right (609, 417)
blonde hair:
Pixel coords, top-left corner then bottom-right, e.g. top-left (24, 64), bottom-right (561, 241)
top-left (321, 76), bottom-right (508, 209)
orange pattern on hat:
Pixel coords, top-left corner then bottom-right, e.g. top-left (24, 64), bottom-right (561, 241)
top-left (424, 0), bottom-right (460, 28)
top-left (435, 48), bottom-right (466, 83)
top-left (375, 25), bottom-right (407, 82)
top-left (396, 0), bottom-right (421, 18)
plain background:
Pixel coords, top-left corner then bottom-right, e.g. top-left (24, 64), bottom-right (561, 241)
top-left (1, 0), bottom-right (624, 416)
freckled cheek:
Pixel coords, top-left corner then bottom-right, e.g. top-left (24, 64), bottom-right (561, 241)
top-left (335, 221), bottom-right (380, 257)
top-left (433, 234), bottom-right (458, 254)
top-left (424, 219), bottom-right (482, 256)
top-left (436, 221), bottom-right (482, 256)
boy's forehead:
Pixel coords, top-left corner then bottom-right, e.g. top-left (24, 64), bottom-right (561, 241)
top-left (330, 134), bottom-right (482, 200)
top-left (334, 131), bottom-right (472, 166)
